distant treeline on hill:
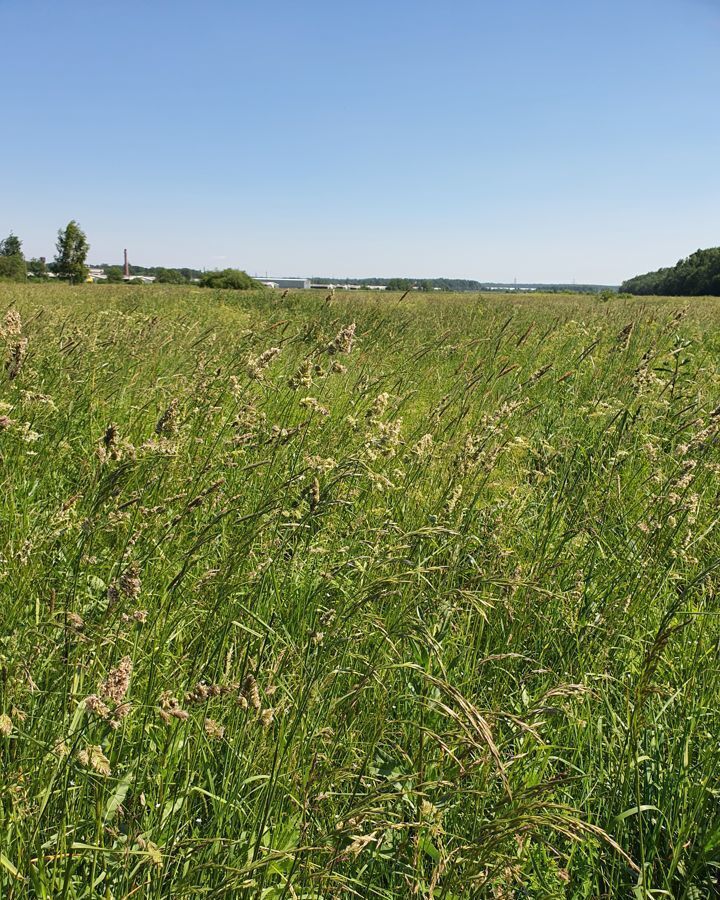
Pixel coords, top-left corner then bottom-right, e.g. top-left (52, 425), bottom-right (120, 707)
top-left (620, 248), bottom-right (720, 296)
top-left (311, 277), bottom-right (615, 293)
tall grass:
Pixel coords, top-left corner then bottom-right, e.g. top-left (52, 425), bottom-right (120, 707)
top-left (1, 283), bottom-right (719, 897)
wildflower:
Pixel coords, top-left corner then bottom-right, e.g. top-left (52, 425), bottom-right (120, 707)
top-left (246, 346), bottom-right (281, 379)
top-left (77, 745), bottom-right (111, 776)
top-left (327, 323), bottom-right (356, 354)
top-left (0, 415), bottom-right (15, 430)
top-left (261, 708), bottom-right (275, 728)
top-left (329, 360), bottom-right (347, 374)
top-left (204, 718), bottom-right (225, 740)
top-left (100, 656), bottom-right (133, 704)
top-left (0, 714), bottom-right (13, 737)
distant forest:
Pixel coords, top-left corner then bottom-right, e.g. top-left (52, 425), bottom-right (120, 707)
top-left (310, 277), bottom-right (615, 293)
top-left (620, 248), bottom-right (720, 296)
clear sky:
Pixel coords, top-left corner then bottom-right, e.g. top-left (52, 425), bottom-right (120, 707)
top-left (2, 0), bottom-right (719, 283)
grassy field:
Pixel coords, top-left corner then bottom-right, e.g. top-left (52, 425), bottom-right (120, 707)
top-left (1, 283), bottom-right (720, 898)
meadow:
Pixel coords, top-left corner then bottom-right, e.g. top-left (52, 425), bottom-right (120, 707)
top-left (1, 283), bottom-right (720, 898)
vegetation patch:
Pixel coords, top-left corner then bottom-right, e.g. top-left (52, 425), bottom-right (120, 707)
top-left (0, 284), bottom-right (719, 897)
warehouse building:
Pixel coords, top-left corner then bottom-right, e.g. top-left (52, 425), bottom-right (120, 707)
top-left (258, 276), bottom-right (311, 289)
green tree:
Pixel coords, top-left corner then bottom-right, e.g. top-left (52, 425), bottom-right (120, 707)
top-left (0, 232), bottom-right (26, 281)
top-left (200, 269), bottom-right (259, 290)
top-left (0, 255), bottom-right (26, 281)
top-left (27, 258), bottom-right (48, 279)
top-left (54, 220), bottom-right (89, 283)
top-left (386, 278), bottom-right (413, 292)
top-left (104, 266), bottom-right (124, 283)
top-left (0, 232), bottom-right (23, 258)
top-left (155, 267), bottom-right (188, 284)
top-left (621, 247), bottom-right (720, 296)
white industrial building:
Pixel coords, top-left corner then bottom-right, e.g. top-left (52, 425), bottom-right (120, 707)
top-left (256, 277), bottom-right (311, 289)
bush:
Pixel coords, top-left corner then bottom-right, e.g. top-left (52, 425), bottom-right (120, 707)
top-left (200, 268), bottom-right (259, 290)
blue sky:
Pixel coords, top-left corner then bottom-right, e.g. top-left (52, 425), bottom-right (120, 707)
top-left (2, 0), bottom-right (719, 283)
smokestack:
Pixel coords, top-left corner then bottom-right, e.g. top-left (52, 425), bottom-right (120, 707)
top-left (123, 248), bottom-right (129, 278)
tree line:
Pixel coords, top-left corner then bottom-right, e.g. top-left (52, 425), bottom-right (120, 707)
top-left (0, 224), bottom-right (259, 289)
top-left (620, 247), bottom-right (720, 296)
top-left (0, 222), bottom-right (90, 284)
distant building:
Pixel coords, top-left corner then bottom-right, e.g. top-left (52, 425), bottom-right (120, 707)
top-left (123, 275), bottom-right (156, 284)
top-left (87, 267), bottom-right (107, 281)
top-left (312, 283), bottom-right (386, 291)
top-left (258, 277), bottom-right (311, 289)
top-left (260, 281), bottom-right (279, 288)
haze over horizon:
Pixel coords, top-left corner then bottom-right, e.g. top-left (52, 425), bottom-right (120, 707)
top-left (2, 0), bottom-right (719, 284)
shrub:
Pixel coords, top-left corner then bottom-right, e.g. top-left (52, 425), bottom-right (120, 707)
top-left (200, 268), bottom-right (259, 290)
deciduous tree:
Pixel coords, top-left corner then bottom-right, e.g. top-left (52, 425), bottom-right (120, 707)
top-left (54, 220), bottom-right (89, 284)
top-left (0, 232), bottom-right (23, 258)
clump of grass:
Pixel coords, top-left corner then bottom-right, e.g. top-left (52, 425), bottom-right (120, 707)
top-left (0, 282), bottom-right (719, 897)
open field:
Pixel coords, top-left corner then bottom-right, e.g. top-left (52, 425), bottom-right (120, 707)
top-left (1, 284), bottom-right (720, 897)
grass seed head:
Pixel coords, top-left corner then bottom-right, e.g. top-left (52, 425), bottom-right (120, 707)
top-left (77, 745), bottom-right (111, 776)
top-left (240, 673), bottom-right (261, 711)
top-left (246, 346), bottom-right (281, 379)
top-left (120, 565), bottom-right (142, 601)
top-left (327, 323), bottom-right (356, 354)
top-left (85, 694), bottom-right (111, 720)
top-left (100, 656), bottom-right (133, 704)
top-left (155, 398), bottom-right (180, 436)
top-left (1, 308), bottom-right (22, 339)
top-left (204, 718), bottom-right (225, 740)
top-left (158, 692), bottom-right (189, 723)
top-left (5, 338), bottom-right (28, 380)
